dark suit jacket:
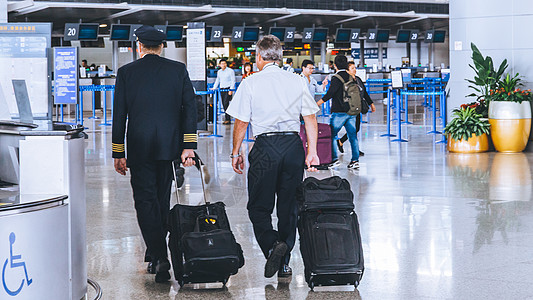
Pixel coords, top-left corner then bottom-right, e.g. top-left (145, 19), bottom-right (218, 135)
top-left (111, 54), bottom-right (197, 166)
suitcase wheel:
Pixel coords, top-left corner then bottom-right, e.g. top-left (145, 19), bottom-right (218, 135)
top-left (308, 281), bottom-right (315, 291)
top-left (222, 277), bottom-right (228, 286)
top-left (354, 280), bottom-right (359, 288)
top-left (178, 279), bottom-right (185, 287)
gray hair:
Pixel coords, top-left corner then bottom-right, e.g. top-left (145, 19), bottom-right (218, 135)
top-left (256, 35), bottom-right (283, 62)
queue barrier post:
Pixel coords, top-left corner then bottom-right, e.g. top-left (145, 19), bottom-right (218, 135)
top-left (402, 92), bottom-right (412, 125)
top-left (208, 89), bottom-right (223, 137)
top-left (100, 86), bottom-right (112, 126)
top-left (380, 89), bottom-right (396, 138)
top-left (89, 90), bottom-right (99, 119)
top-left (391, 89), bottom-right (408, 143)
top-left (79, 89), bottom-right (84, 126)
top-left (436, 91), bottom-right (447, 144)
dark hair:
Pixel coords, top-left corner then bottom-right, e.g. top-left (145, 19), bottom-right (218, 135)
top-left (82, 59), bottom-right (87, 64)
top-left (334, 55), bottom-right (348, 70)
top-left (219, 58), bottom-right (227, 63)
top-left (141, 43), bottom-right (163, 52)
top-left (301, 59), bottom-right (314, 68)
top-left (286, 58), bottom-right (293, 64)
top-left (329, 60), bottom-right (334, 64)
top-left (348, 61), bottom-right (355, 66)
top-left (243, 62), bottom-right (252, 74)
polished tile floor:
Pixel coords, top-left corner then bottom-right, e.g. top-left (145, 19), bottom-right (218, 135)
top-left (83, 102), bottom-right (533, 299)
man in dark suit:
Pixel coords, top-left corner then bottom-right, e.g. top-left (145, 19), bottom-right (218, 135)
top-left (112, 25), bottom-right (197, 283)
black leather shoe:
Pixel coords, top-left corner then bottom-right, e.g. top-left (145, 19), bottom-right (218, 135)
top-left (278, 264), bottom-right (292, 278)
top-left (147, 262), bottom-right (156, 274)
top-left (264, 241), bottom-right (288, 278)
top-left (154, 258), bottom-right (171, 283)
top-left (359, 151), bottom-right (365, 156)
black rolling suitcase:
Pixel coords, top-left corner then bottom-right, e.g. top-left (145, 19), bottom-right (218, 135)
top-left (168, 153), bottom-right (244, 287)
top-left (297, 176), bottom-right (364, 290)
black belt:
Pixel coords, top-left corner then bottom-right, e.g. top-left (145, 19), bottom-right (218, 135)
top-left (257, 131), bottom-right (299, 138)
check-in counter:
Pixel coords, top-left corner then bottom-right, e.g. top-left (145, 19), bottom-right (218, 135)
top-left (0, 121), bottom-right (87, 300)
top-left (0, 195), bottom-right (69, 299)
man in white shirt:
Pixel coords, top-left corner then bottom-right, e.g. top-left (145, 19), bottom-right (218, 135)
top-left (227, 35), bottom-right (319, 279)
top-left (211, 59), bottom-right (236, 124)
top-left (282, 57), bottom-right (294, 73)
top-left (300, 59), bottom-right (324, 98)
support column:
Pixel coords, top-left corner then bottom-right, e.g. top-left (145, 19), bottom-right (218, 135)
top-left (309, 45), bottom-right (314, 63)
top-left (428, 42), bottom-right (434, 70)
top-left (416, 39), bottom-right (421, 66)
top-left (132, 41), bottom-right (137, 61)
top-left (112, 40), bottom-right (118, 74)
top-left (406, 43), bottom-right (411, 66)
top-left (320, 41), bottom-right (326, 71)
top-left (359, 39), bottom-right (365, 67)
top-left (1, 0), bottom-right (7, 23)
top-left (378, 43), bottom-right (383, 70)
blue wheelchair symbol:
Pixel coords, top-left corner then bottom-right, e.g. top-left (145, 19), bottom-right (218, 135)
top-left (2, 232), bottom-right (32, 296)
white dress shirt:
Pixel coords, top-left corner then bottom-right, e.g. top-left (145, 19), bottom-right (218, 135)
top-left (301, 74), bottom-right (323, 98)
top-left (213, 67), bottom-right (236, 89)
top-left (227, 63), bottom-right (320, 137)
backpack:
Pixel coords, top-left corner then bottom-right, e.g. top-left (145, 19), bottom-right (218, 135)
top-left (333, 74), bottom-right (364, 116)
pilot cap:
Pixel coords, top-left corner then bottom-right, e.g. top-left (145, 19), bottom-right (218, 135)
top-left (135, 25), bottom-right (166, 46)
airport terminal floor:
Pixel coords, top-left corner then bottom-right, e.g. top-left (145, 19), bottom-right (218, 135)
top-left (83, 102), bottom-right (533, 299)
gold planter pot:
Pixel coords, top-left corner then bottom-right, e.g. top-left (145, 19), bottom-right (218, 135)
top-left (447, 133), bottom-right (489, 153)
top-left (488, 101), bottom-right (532, 153)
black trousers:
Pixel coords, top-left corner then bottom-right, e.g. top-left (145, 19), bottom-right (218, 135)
top-left (130, 160), bottom-right (173, 261)
top-left (220, 89), bottom-right (232, 122)
top-left (247, 134), bottom-right (305, 265)
top-left (340, 113), bottom-right (362, 144)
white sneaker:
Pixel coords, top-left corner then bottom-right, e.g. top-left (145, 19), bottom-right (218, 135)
top-left (347, 161), bottom-right (359, 169)
top-left (327, 160), bottom-right (341, 168)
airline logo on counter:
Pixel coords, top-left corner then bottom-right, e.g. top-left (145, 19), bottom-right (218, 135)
top-left (2, 232), bottom-right (33, 297)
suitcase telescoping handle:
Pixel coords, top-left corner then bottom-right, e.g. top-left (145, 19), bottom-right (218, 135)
top-left (171, 151), bottom-right (209, 206)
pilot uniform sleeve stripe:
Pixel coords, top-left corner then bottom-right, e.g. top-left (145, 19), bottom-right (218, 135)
top-left (183, 134), bottom-right (197, 143)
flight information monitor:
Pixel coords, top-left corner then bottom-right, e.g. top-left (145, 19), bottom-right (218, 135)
top-left (78, 24), bottom-right (99, 41)
top-left (64, 23), bottom-right (99, 41)
top-left (243, 27), bottom-right (259, 42)
top-left (367, 29), bottom-right (389, 43)
top-left (335, 28), bottom-right (351, 43)
top-left (270, 27), bottom-right (285, 41)
top-left (312, 28), bottom-right (328, 42)
top-left (165, 26), bottom-right (183, 41)
top-left (396, 29), bottom-right (410, 43)
top-left (433, 30), bottom-right (446, 43)
top-left (110, 25), bottom-right (130, 41)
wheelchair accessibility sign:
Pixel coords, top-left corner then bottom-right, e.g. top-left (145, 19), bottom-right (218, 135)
top-left (2, 233), bottom-right (33, 297)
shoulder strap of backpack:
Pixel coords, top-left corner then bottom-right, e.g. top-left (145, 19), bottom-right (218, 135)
top-left (333, 74), bottom-right (346, 85)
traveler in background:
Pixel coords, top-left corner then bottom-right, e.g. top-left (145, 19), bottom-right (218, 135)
top-left (81, 59), bottom-right (89, 70)
top-left (283, 57), bottom-right (294, 73)
top-left (211, 58), bottom-right (236, 125)
top-left (227, 35), bottom-right (320, 279)
top-left (112, 25), bottom-right (197, 283)
top-left (316, 55), bottom-right (360, 169)
top-left (242, 62), bottom-right (254, 80)
top-left (300, 59), bottom-right (323, 98)
top-left (328, 60), bottom-right (334, 72)
top-left (336, 61), bottom-right (376, 155)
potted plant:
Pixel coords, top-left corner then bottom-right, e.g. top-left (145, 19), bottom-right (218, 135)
top-left (466, 43), bottom-right (508, 118)
top-left (444, 106), bottom-right (491, 153)
top-left (488, 73), bottom-right (532, 152)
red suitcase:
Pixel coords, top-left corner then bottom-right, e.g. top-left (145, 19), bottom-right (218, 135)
top-left (300, 123), bottom-right (332, 165)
